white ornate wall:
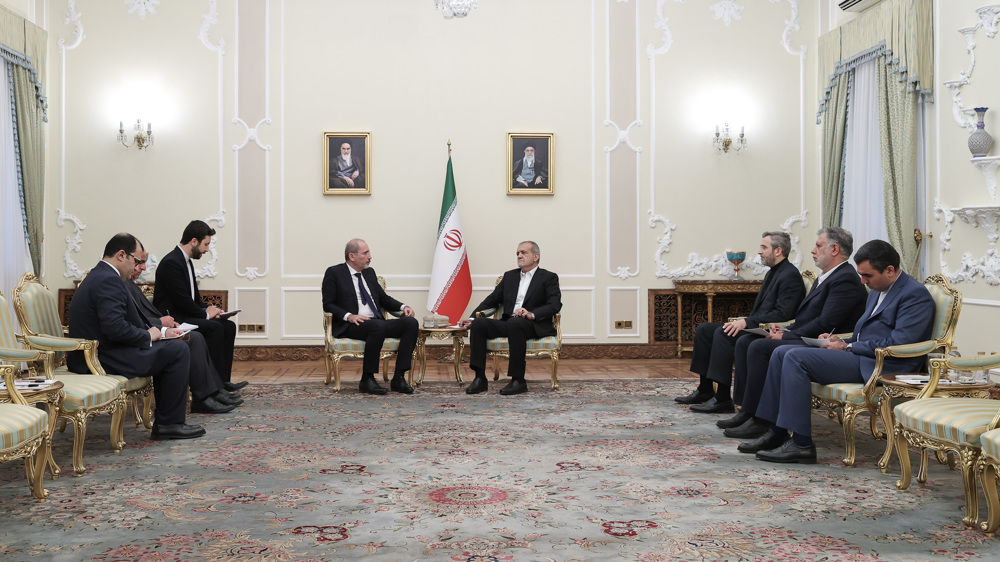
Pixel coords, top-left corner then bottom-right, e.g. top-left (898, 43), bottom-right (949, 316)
top-left (4, 0), bottom-right (996, 354)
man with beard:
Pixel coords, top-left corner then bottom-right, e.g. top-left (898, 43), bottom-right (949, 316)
top-left (129, 247), bottom-right (242, 413)
top-left (329, 141), bottom-right (365, 189)
top-left (674, 231), bottom-right (805, 413)
top-left (154, 220), bottom-right (245, 392)
top-left (512, 143), bottom-right (548, 190)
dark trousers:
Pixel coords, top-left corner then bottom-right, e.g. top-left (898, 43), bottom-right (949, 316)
top-left (689, 322), bottom-right (753, 390)
top-left (142, 340), bottom-right (191, 426)
top-left (186, 317), bottom-right (236, 382)
top-left (733, 337), bottom-right (805, 416)
top-left (343, 316), bottom-right (418, 376)
top-left (183, 331), bottom-right (223, 401)
top-left (469, 317), bottom-right (543, 379)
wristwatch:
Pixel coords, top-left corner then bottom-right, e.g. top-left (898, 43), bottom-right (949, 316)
top-left (845, 343), bottom-right (853, 352)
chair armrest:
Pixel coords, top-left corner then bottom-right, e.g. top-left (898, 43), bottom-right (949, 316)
top-left (0, 347), bottom-right (47, 362)
top-left (384, 309), bottom-right (403, 319)
top-left (21, 334), bottom-right (107, 375)
top-left (863, 339), bottom-right (943, 402)
top-left (760, 321), bottom-right (793, 330)
top-left (918, 353), bottom-right (1000, 400)
top-left (476, 308), bottom-right (498, 319)
top-left (1, 364), bottom-right (29, 406)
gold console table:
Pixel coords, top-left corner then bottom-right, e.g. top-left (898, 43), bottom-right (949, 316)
top-left (649, 279), bottom-right (761, 358)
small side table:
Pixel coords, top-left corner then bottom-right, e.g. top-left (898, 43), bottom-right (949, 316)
top-left (414, 327), bottom-right (468, 388)
top-left (877, 373), bottom-right (994, 475)
top-left (1, 380), bottom-right (64, 479)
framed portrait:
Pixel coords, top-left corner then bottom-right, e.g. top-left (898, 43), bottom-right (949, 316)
top-left (507, 133), bottom-right (554, 195)
top-left (324, 132), bottom-right (371, 195)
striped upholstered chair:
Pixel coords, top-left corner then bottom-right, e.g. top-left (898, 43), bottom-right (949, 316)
top-left (0, 364), bottom-right (50, 501)
top-left (12, 274), bottom-right (128, 476)
top-left (323, 276), bottom-right (401, 392)
top-left (810, 274), bottom-right (961, 468)
top-left (476, 277), bottom-right (563, 390)
top-left (977, 428), bottom-right (1000, 535)
top-left (894, 353), bottom-right (1000, 530)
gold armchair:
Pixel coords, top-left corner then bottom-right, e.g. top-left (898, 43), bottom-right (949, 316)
top-left (0, 364), bottom-right (49, 501)
top-left (475, 277), bottom-right (562, 390)
top-left (810, 274), bottom-right (962, 468)
top-left (12, 274), bottom-right (128, 476)
top-left (894, 354), bottom-right (1000, 530)
top-left (322, 276), bottom-right (402, 392)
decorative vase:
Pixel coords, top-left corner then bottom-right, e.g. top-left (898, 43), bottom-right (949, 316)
top-left (726, 251), bottom-right (746, 280)
top-left (968, 107), bottom-right (994, 157)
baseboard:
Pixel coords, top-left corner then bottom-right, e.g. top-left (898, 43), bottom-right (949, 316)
top-left (233, 344), bottom-right (681, 361)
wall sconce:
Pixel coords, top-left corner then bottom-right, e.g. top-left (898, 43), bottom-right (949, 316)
top-left (434, 0), bottom-right (478, 19)
top-left (713, 123), bottom-right (747, 155)
top-left (118, 119), bottom-right (153, 150)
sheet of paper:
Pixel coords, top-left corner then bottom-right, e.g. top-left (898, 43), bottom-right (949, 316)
top-left (741, 328), bottom-right (770, 336)
top-left (801, 337), bottom-right (829, 348)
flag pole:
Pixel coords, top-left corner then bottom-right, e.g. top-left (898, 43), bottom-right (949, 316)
top-left (447, 139), bottom-right (452, 158)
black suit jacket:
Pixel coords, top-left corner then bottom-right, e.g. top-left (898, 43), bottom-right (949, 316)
top-left (471, 268), bottom-right (562, 337)
top-left (68, 261), bottom-right (157, 378)
top-left (784, 262), bottom-right (867, 339)
top-left (744, 258), bottom-right (806, 327)
top-left (153, 246), bottom-right (207, 322)
top-left (322, 264), bottom-right (406, 337)
top-left (127, 281), bottom-right (164, 329)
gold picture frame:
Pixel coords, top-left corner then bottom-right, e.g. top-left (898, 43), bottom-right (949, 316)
top-left (324, 132), bottom-right (371, 195)
top-left (507, 133), bottom-right (554, 195)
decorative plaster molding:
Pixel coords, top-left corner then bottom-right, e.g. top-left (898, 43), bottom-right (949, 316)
top-left (710, 0), bottom-right (743, 26)
top-left (603, 119), bottom-right (643, 154)
top-left (58, 0), bottom-right (85, 279)
top-left (232, 117), bottom-right (273, 151)
top-left (647, 1), bottom-right (806, 279)
top-left (934, 200), bottom-right (1000, 285)
top-left (124, 0), bottom-right (159, 20)
top-left (971, 156), bottom-right (1000, 200)
top-left (198, 0), bottom-right (226, 54)
top-left (195, 0), bottom-right (227, 280)
top-left (943, 6), bottom-right (1000, 133)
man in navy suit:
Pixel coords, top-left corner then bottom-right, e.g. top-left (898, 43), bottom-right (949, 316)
top-left (719, 227), bottom-right (867, 439)
top-left (744, 240), bottom-right (934, 463)
top-left (68, 233), bottom-right (204, 440)
top-left (677, 231), bottom-right (806, 413)
top-left (459, 241), bottom-right (562, 396)
top-left (321, 239), bottom-right (419, 395)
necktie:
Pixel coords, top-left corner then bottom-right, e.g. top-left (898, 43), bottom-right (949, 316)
top-left (355, 272), bottom-right (383, 319)
top-left (187, 259), bottom-right (197, 300)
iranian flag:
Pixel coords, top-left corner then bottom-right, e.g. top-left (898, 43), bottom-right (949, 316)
top-left (427, 156), bottom-right (472, 323)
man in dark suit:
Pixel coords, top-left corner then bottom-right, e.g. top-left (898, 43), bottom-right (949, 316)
top-left (321, 238), bottom-right (419, 395)
top-left (676, 231), bottom-right (806, 413)
top-left (459, 241), bottom-right (562, 396)
top-left (153, 220), bottom-right (244, 392)
top-left (744, 240), bottom-right (934, 464)
top-left (719, 227), bottom-right (868, 439)
top-left (129, 248), bottom-right (242, 414)
top-left (68, 233), bottom-right (204, 440)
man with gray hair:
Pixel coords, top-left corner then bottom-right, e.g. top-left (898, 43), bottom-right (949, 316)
top-left (676, 231), bottom-right (805, 413)
top-left (719, 227), bottom-right (868, 439)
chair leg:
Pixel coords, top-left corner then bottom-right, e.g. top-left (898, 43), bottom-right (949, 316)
top-left (382, 357), bottom-right (390, 383)
top-left (869, 411), bottom-right (883, 440)
top-left (111, 396), bottom-right (126, 452)
top-left (917, 449), bottom-right (930, 485)
top-left (895, 424), bottom-right (912, 491)
top-left (550, 353), bottom-right (559, 390)
top-left (142, 394), bottom-right (154, 430)
top-left (24, 433), bottom-right (48, 502)
top-left (979, 459), bottom-right (1000, 535)
top-left (877, 396), bottom-right (895, 473)
top-left (492, 355), bottom-right (501, 381)
top-left (841, 405), bottom-right (859, 467)
top-left (324, 353), bottom-right (333, 385)
top-left (70, 414), bottom-right (89, 476)
top-left (130, 395), bottom-right (144, 427)
top-left (960, 448), bottom-right (981, 528)
top-left (332, 356), bottom-right (343, 392)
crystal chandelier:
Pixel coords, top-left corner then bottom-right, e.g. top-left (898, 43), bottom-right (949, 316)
top-left (435, 0), bottom-right (478, 19)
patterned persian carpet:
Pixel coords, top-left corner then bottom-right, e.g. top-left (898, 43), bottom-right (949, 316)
top-left (0, 379), bottom-right (994, 561)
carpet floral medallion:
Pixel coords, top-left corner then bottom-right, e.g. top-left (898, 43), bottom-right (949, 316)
top-left (0, 379), bottom-right (995, 561)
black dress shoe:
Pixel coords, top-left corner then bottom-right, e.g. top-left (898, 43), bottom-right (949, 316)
top-left (151, 423), bottom-right (207, 440)
top-left (717, 411), bottom-right (751, 429)
top-left (737, 428), bottom-right (788, 454)
top-left (499, 378), bottom-right (527, 396)
top-left (756, 439), bottom-right (817, 464)
top-left (390, 376), bottom-right (414, 394)
top-left (213, 391), bottom-right (244, 406)
top-left (219, 390), bottom-right (242, 400)
top-left (191, 397), bottom-right (237, 414)
top-left (359, 378), bottom-right (388, 395)
top-left (674, 389), bottom-right (713, 404)
top-left (224, 381), bottom-right (249, 391)
top-left (465, 377), bottom-right (488, 395)
top-left (723, 418), bottom-right (772, 439)
top-left (690, 397), bottom-right (735, 414)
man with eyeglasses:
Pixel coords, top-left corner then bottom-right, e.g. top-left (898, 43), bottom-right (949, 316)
top-left (68, 233), bottom-right (205, 440)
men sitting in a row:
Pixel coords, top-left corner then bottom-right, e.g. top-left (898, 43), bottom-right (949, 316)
top-left (128, 247), bottom-right (243, 414)
top-left (68, 233), bottom-right (205, 440)
top-left (719, 227), bottom-right (867, 440)
top-left (154, 220), bottom-right (246, 392)
top-left (740, 240), bottom-right (935, 464)
top-left (675, 231), bottom-right (805, 413)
